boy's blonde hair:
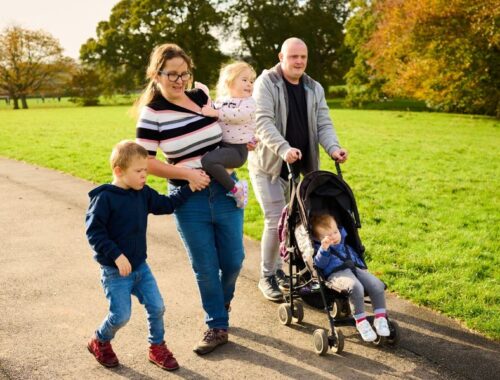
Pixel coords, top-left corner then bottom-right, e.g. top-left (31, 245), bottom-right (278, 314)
top-left (216, 61), bottom-right (256, 99)
top-left (310, 214), bottom-right (337, 239)
top-left (110, 140), bottom-right (148, 170)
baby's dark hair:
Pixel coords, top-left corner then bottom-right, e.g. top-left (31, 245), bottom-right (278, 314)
top-left (110, 140), bottom-right (148, 170)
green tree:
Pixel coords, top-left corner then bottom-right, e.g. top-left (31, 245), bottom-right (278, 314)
top-left (80, 0), bottom-right (226, 93)
top-left (0, 26), bottom-right (69, 109)
top-left (344, 0), bottom-right (385, 106)
top-left (70, 67), bottom-right (103, 106)
top-left (298, 0), bottom-right (352, 87)
top-left (226, 0), bottom-right (351, 89)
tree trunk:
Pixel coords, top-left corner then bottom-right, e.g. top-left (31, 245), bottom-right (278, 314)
top-left (12, 97), bottom-right (19, 109)
top-left (21, 96), bottom-right (28, 109)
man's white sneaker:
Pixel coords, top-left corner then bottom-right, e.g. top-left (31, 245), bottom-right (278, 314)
top-left (374, 316), bottom-right (390, 337)
top-left (356, 319), bottom-right (377, 342)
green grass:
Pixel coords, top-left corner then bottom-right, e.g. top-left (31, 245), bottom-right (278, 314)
top-left (1, 101), bottom-right (499, 340)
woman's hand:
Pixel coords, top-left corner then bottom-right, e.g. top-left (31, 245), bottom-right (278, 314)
top-left (187, 169), bottom-right (210, 191)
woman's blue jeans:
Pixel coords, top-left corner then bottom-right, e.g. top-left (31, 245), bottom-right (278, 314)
top-left (171, 177), bottom-right (245, 330)
top-left (96, 262), bottom-right (165, 344)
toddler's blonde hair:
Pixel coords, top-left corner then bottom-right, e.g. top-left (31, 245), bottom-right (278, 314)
top-left (216, 61), bottom-right (256, 99)
top-left (110, 140), bottom-right (148, 170)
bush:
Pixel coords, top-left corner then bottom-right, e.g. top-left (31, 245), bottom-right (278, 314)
top-left (70, 67), bottom-right (102, 107)
top-left (328, 85), bottom-right (348, 98)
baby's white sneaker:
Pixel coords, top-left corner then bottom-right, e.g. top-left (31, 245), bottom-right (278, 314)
top-left (374, 316), bottom-right (390, 336)
top-left (356, 319), bottom-right (377, 342)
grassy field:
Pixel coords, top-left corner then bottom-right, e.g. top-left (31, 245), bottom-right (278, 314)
top-left (1, 100), bottom-right (499, 340)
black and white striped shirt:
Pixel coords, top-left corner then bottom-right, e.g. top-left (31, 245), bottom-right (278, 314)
top-left (136, 89), bottom-right (222, 172)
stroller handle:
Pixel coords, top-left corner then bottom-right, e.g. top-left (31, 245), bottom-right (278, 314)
top-left (286, 158), bottom-right (343, 182)
top-left (333, 158), bottom-right (343, 179)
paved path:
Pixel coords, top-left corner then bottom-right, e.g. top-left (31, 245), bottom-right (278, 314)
top-left (0, 157), bottom-right (498, 380)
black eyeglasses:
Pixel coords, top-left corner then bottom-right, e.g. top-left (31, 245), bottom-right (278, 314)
top-left (158, 71), bottom-right (192, 82)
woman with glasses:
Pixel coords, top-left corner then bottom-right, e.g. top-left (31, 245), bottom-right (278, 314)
top-left (135, 43), bottom-right (245, 355)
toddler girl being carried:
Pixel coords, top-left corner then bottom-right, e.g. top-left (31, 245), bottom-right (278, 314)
top-left (198, 61), bottom-right (257, 208)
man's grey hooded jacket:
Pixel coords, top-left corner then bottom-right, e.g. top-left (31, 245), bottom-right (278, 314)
top-left (248, 63), bottom-right (341, 182)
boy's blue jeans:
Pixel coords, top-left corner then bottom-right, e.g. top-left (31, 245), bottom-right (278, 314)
top-left (96, 262), bottom-right (165, 344)
top-left (171, 176), bottom-right (245, 330)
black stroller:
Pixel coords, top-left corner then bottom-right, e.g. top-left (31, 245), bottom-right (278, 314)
top-left (277, 162), bottom-right (400, 355)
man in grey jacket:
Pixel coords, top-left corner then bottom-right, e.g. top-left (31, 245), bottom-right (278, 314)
top-left (248, 37), bottom-right (348, 301)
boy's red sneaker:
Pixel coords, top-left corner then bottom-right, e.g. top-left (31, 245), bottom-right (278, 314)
top-left (149, 341), bottom-right (179, 371)
top-left (87, 336), bottom-right (119, 367)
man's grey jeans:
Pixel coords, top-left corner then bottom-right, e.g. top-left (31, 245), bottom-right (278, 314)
top-left (249, 171), bottom-right (289, 277)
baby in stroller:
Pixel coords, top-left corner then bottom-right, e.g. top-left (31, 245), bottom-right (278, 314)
top-left (311, 213), bottom-right (390, 342)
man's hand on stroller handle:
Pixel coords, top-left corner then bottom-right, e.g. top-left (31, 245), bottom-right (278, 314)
top-left (331, 148), bottom-right (348, 163)
top-left (284, 148), bottom-right (302, 163)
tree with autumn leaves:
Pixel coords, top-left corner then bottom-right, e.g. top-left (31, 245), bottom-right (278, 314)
top-left (0, 26), bottom-right (74, 109)
top-left (345, 0), bottom-right (500, 116)
top-left (1, 0), bottom-right (497, 116)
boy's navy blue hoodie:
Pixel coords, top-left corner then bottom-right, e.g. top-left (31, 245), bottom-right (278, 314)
top-left (85, 184), bottom-right (192, 270)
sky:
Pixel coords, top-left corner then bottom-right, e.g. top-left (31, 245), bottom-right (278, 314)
top-left (0, 0), bottom-right (120, 60)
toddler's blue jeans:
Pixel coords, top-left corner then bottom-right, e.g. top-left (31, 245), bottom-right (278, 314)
top-left (96, 262), bottom-right (165, 344)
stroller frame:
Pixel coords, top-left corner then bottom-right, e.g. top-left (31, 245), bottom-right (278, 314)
top-left (278, 161), bottom-right (400, 355)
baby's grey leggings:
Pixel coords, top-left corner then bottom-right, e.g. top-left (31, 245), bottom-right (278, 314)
top-left (326, 268), bottom-right (386, 316)
top-left (201, 142), bottom-right (247, 191)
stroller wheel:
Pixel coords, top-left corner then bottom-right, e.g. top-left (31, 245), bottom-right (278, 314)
top-left (386, 320), bottom-right (400, 347)
top-left (372, 334), bottom-right (385, 346)
top-left (292, 301), bottom-right (304, 323)
top-left (332, 298), bottom-right (348, 319)
top-left (278, 303), bottom-right (293, 326)
top-left (313, 329), bottom-right (329, 355)
top-left (329, 329), bottom-right (344, 354)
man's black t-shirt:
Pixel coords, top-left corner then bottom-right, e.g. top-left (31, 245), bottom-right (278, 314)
top-left (280, 77), bottom-right (309, 179)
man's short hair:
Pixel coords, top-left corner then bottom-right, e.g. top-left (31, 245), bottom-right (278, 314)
top-left (110, 140), bottom-right (148, 170)
top-left (280, 37), bottom-right (307, 54)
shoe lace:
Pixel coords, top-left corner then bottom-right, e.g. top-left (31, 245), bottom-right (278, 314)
top-left (357, 321), bottom-right (372, 334)
top-left (376, 317), bottom-right (388, 328)
top-left (269, 275), bottom-right (281, 291)
top-left (203, 328), bottom-right (226, 343)
top-left (151, 343), bottom-right (173, 360)
top-left (97, 341), bottom-right (115, 359)
top-left (203, 329), bottom-right (217, 343)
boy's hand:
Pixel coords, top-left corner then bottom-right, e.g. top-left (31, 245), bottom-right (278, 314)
top-left (321, 236), bottom-right (337, 250)
top-left (115, 254), bottom-right (132, 276)
top-left (201, 105), bottom-right (219, 118)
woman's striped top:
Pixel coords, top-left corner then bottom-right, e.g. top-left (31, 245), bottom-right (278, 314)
top-left (136, 89), bottom-right (222, 172)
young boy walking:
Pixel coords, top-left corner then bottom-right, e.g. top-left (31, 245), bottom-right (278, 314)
top-left (85, 140), bottom-right (193, 370)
